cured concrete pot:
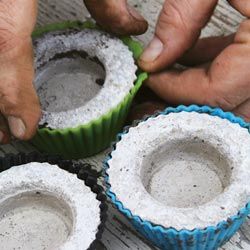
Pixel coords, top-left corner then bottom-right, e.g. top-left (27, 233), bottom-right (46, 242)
top-left (30, 21), bottom-right (147, 159)
top-left (0, 153), bottom-right (107, 250)
top-left (104, 105), bottom-right (250, 250)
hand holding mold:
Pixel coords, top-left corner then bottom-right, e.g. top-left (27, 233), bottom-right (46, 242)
top-left (0, 0), bottom-right (40, 143)
top-left (139, 0), bottom-right (250, 121)
top-left (0, 0), bottom-right (145, 145)
top-left (0, 0), bottom-right (147, 144)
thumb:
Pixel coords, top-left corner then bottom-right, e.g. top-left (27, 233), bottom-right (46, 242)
top-left (139, 0), bottom-right (218, 72)
top-left (84, 0), bottom-right (148, 36)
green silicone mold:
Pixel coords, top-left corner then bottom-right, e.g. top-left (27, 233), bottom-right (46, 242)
top-left (30, 21), bottom-right (148, 159)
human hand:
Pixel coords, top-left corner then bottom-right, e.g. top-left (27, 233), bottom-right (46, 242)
top-left (138, 1), bottom-right (250, 121)
top-left (83, 0), bottom-right (148, 35)
top-left (0, 0), bottom-right (40, 143)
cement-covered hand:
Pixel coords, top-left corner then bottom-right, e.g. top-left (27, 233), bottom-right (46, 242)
top-left (138, 0), bottom-right (250, 121)
top-left (0, 0), bottom-right (40, 143)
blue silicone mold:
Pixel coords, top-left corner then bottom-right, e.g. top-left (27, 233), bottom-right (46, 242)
top-left (104, 105), bottom-right (250, 250)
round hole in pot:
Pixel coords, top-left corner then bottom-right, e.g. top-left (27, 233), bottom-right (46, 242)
top-left (141, 138), bottom-right (232, 208)
top-left (0, 192), bottom-right (73, 250)
top-left (36, 52), bottom-right (106, 113)
top-left (33, 29), bottom-right (137, 129)
top-left (0, 162), bottom-right (102, 250)
top-left (107, 111), bottom-right (250, 230)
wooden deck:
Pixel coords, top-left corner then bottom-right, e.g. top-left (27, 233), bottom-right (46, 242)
top-left (1, 0), bottom-right (250, 249)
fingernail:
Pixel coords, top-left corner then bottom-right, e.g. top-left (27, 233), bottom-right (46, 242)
top-left (140, 37), bottom-right (163, 63)
top-left (8, 116), bottom-right (26, 139)
top-left (128, 6), bottom-right (144, 21)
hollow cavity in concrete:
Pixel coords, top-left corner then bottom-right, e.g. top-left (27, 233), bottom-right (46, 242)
top-left (34, 29), bottom-right (137, 129)
top-left (0, 192), bottom-right (73, 250)
top-left (108, 112), bottom-right (250, 229)
top-left (37, 54), bottom-right (105, 113)
top-left (141, 138), bottom-right (231, 208)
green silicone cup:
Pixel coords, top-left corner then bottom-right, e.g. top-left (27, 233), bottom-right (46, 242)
top-left (30, 21), bottom-right (148, 159)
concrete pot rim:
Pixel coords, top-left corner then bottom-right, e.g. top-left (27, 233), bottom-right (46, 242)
top-left (30, 21), bottom-right (148, 160)
top-left (0, 153), bottom-right (107, 250)
top-left (34, 28), bottom-right (137, 130)
top-left (104, 105), bottom-right (250, 233)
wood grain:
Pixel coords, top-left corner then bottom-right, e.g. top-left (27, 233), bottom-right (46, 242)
top-left (0, 0), bottom-right (249, 249)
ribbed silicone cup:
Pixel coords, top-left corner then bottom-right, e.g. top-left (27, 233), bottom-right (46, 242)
top-left (0, 152), bottom-right (108, 250)
top-left (30, 21), bottom-right (148, 159)
top-left (104, 105), bottom-right (250, 250)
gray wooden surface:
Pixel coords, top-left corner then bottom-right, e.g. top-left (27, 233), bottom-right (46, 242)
top-left (1, 0), bottom-right (250, 249)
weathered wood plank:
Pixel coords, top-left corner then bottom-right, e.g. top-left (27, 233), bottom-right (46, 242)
top-left (0, 0), bottom-right (249, 249)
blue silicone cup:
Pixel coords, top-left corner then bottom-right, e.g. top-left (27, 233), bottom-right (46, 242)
top-left (104, 105), bottom-right (250, 250)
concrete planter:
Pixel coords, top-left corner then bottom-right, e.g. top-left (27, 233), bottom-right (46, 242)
top-left (0, 153), bottom-right (107, 250)
top-left (105, 105), bottom-right (250, 249)
top-left (30, 21), bottom-right (147, 159)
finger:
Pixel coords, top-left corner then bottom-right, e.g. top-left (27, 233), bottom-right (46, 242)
top-left (0, 0), bottom-right (40, 141)
top-left (147, 62), bottom-right (250, 112)
top-left (4, 77), bottom-right (41, 141)
top-left (146, 68), bottom-right (211, 106)
top-left (0, 40), bottom-right (41, 141)
top-left (147, 21), bottom-right (250, 111)
top-left (233, 99), bottom-right (250, 122)
top-left (139, 0), bottom-right (218, 72)
top-left (3, 82), bottom-right (41, 141)
top-left (178, 34), bottom-right (235, 66)
top-left (0, 114), bottom-right (10, 144)
top-left (84, 0), bottom-right (148, 35)
top-left (227, 0), bottom-right (250, 17)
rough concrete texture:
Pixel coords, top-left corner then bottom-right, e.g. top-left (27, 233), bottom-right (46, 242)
top-left (37, 57), bottom-right (105, 113)
top-left (0, 163), bottom-right (100, 250)
top-left (108, 112), bottom-right (250, 230)
top-left (34, 29), bottom-right (137, 129)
